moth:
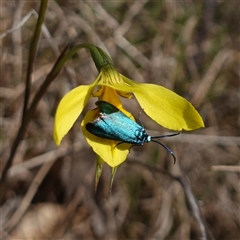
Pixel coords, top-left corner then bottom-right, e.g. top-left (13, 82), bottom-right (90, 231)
top-left (86, 101), bottom-right (179, 163)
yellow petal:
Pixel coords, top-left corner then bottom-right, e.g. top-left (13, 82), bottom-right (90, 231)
top-left (133, 83), bottom-right (205, 131)
top-left (54, 84), bottom-right (95, 145)
top-left (100, 79), bottom-right (204, 131)
top-left (81, 108), bottom-right (131, 167)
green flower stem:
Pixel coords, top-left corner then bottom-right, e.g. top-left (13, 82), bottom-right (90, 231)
top-left (1, 46), bottom-right (69, 189)
top-left (22, 0), bottom-right (48, 122)
top-left (60, 43), bottom-right (113, 72)
top-left (26, 46), bottom-right (69, 121)
top-left (0, 0), bottom-right (49, 204)
top-left (109, 167), bottom-right (118, 193)
top-left (95, 157), bottom-right (104, 192)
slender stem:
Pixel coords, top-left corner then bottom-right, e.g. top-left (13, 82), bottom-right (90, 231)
top-left (127, 160), bottom-right (210, 240)
top-left (25, 46), bottom-right (69, 122)
top-left (22, 0), bottom-right (48, 123)
top-left (0, 0), bottom-right (48, 204)
top-left (0, 46), bottom-right (68, 196)
top-left (3, 160), bottom-right (56, 232)
top-left (176, 176), bottom-right (208, 240)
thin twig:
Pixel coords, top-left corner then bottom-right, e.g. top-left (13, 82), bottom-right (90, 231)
top-left (12, 1), bottom-right (24, 83)
top-left (146, 132), bottom-right (240, 147)
top-left (93, 2), bottom-right (150, 69)
top-left (3, 160), bottom-right (56, 233)
top-left (8, 140), bottom-right (85, 176)
top-left (211, 165), bottom-right (240, 172)
top-left (4, 141), bottom-right (85, 235)
top-left (52, 187), bottom-right (84, 238)
top-left (0, 10), bottom-right (35, 39)
top-left (191, 49), bottom-right (233, 107)
top-left (0, 46), bottom-right (68, 187)
top-left (0, 0), bottom-right (49, 204)
top-left (176, 176), bottom-right (208, 240)
top-left (127, 160), bottom-right (211, 240)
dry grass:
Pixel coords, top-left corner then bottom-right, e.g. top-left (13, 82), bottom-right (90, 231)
top-left (1, 1), bottom-right (239, 239)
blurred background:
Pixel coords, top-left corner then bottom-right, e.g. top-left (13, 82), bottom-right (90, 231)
top-left (1, 1), bottom-right (239, 239)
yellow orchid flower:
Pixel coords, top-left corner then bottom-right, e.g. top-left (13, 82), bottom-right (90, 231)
top-left (53, 43), bottom-right (204, 190)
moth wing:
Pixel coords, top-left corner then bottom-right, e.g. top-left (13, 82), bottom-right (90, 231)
top-left (85, 121), bottom-right (123, 141)
top-left (96, 101), bottom-right (119, 114)
top-left (105, 112), bottom-right (143, 144)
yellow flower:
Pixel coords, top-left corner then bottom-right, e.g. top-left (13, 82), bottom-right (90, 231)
top-left (53, 44), bottom-right (204, 189)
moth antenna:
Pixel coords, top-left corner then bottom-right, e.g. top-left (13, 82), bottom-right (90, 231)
top-left (151, 139), bottom-right (176, 164)
top-left (151, 132), bottom-right (180, 139)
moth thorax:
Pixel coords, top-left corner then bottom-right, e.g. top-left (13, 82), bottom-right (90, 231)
top-left (135, 128), bottom-right (149, 142)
